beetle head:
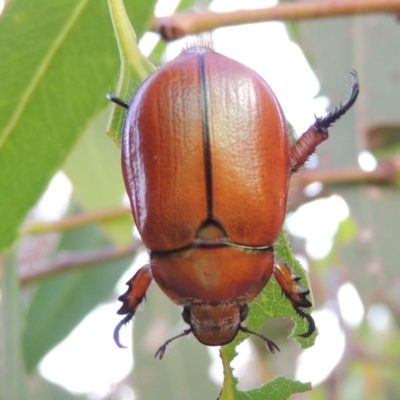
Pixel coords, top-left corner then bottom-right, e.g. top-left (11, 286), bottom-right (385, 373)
top-left (154, 303), bottom-right (246, 359)
top-left (155, 304), bottom-right (280, 359)
top-left (182, 303), bottom-right (247, 346)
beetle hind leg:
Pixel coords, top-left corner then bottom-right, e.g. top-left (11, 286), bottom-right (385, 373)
top-left (114, 264), bottom-right (153, 348)
top-left (290, 72), bottom-right (359, 173)
top-left (273, 262), bottom-right (315, 338)
top-left (314, 71), bottom-right (359, 131)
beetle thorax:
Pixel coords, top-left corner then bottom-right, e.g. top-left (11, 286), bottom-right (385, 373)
top-left (185, 304), bottom-right (242, 346)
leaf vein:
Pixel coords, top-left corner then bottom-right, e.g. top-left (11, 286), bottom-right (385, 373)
top-left (0, 0), bottom-right (91, 149)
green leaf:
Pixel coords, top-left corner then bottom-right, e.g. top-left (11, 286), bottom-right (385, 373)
top-left (0, 249), bottom-right (31, 400)
top-left (0, 0), bottom-right (157, 254)
top-left (0, 0), bottom-right (116, 253)
top-left (241, 376), bottom-right (310, 400)
top-left (220, 354), bottom-right (310, 400)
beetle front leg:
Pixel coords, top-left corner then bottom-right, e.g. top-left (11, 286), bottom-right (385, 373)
top-left (273, 262), bottom-right (315, 338)
top-left (106, 93), bottom-right (129, 109)
top-left (290, 72), bottom-right (359, 173)
top-left (114, 264), bottom-right (153, 348)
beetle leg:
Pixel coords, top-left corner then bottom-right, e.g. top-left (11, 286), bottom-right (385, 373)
top-left (154, 328), bottom-right (192, 360)
top-left (239, 325), bottom-right (280, 353)
top-left (290, 71), bottom-right (359, 173)
top-left (273, 262), bottom-right (315, 338)
top-left (114, 264), bottom-right (153, 348)
top-left (106, 93), bottom-right (129, 109)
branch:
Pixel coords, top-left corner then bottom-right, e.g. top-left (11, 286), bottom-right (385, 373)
top-left (21, 206), bottom-right (131, 236)
top-left (291, 158), bottom-right (399, 188)
top-left (153, 0), bottom-right (400, 41)
top-left (19, 240), bottom-right (143, 285)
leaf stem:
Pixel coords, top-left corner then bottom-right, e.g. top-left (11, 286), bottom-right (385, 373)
top-left (218, 348), bottom-right (236, 400)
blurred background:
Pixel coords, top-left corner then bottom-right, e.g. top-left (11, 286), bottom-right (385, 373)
top-left (1, 0), bottom-right (400, 399)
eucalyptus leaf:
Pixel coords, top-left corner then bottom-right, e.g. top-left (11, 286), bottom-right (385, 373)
top-left (0, 0), bottom-right (115, 251)
top-left (0, 0), bottom-right (157, 253)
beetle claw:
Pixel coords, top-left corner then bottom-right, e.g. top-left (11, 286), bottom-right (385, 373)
top-left (265, 338), bottom-right (280, 354)
top-left (314, 71), bottom-right (359, 131)
top-left (154, 345), bottom-right (167, 360)
top-left (113, 264), bottom-right (153, 347)
top-left (296, 308), bottom-right (316, 338)
top-left (113, 313), bottom-right (135, 348)
top-left (290, 71), bottom-right (359, 172)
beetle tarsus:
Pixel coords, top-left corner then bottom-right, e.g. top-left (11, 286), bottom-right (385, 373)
top-left (113, 264), bottom-right (153, 347)
top-left (116, 292), bottom-right (144, 315)
top-left (116, 264), bottom-right (152, 315)
top-left (296, 308), bottom-right (316, 338)
top-left (314, 71), bottom-right (359, 131)
top-left (274, 262), bottom-right (315, 338)
top-left (239, 325), bottom-right (280, 354)
top-left (154, 329), bottom-right (192, 360)
top-left (155, 344), bottom-right (166, 360)
top-left (290, 71), bottom-right (359, 172)
top-left (114, 312), bottom-right (135, 348)
top-left (107, 93), bottom-right (129, 109)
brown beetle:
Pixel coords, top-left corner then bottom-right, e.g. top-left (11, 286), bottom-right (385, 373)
top-left (108, 44), bottom-right (359, 358)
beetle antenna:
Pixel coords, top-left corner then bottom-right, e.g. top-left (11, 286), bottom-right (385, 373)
top-left (314, 70), bottom-right (359, 131)
top-left (113, 312), bottom-right (135, 349)
top-left (239, 326), bottom-right (280, 354)
top-left (107, 93), bottom-right (129, 109)
top-left (154, 329), bottom-right (192, 360)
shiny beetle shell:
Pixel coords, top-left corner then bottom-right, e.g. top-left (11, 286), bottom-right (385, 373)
top-left (111, 44), bottom-right (359, 356)
top-left (122, 47), bottom-right (290, 251)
